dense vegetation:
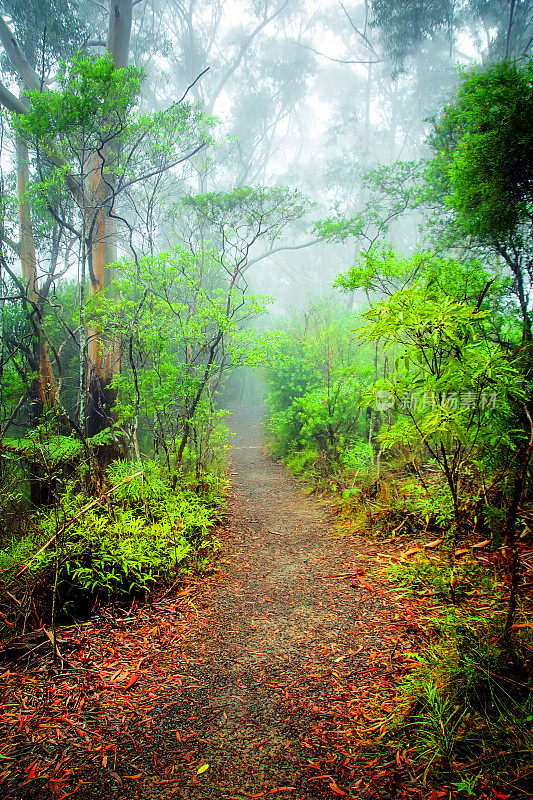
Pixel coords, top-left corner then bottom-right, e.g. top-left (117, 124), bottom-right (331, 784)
top-left (260, 56), bottom-right (533, 795)
top-left (0, 0), bottom-right (532, 796)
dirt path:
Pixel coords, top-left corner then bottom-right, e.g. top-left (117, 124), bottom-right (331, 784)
top-left (1, 408), bottom-right (424, 800)
top-left (134, 408), bottom-right (420, 799)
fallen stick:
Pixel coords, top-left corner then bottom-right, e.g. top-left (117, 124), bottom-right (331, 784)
top-left (323, 572), bottom-right (365, 579)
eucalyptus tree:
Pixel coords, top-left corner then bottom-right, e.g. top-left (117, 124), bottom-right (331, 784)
top-left (0, 0), bottom-right (129, 423)
top-left (370, 0), bottom-right (533, 71)
top-left (0, 0), bottom-right (88, 413)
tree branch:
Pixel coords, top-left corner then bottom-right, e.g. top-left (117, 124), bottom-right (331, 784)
top-left (241, 238), bottom-right (321, 273)
top-left (0, 79), bottom-right (28, 113)
top-left (0, 15), bottom-right (42, 91)
top-left (291, 41), bottom-right (382, 65)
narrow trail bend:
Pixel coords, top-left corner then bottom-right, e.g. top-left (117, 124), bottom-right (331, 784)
top-left (141, 408), bottom-right (421, 800)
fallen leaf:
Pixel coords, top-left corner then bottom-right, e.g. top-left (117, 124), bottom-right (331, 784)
top-left (423, 538), bottom-right (443, 549)
top-left (329, 779), bottom-right (347, 795)
top-left (472, 538), bottom-right (491, 549)
top-left (357, 576), bottom-right (375, 593)
top-left (123, 673), bottom-right (138, 691)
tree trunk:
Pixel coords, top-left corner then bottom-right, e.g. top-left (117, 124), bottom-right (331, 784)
top-left (84, 0), bottom-right (133, 438)
top-left (503, 406), bottom-right (533, 640)
top-left (16, 134), bottom-right (56, 410)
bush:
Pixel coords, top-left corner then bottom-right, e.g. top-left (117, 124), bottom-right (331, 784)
top-left (260, 302), bottom-right (374, 474)
top-left (0, 460), bottom-right (223, 631)
top-left (391, 609), bottom-right (533, 792)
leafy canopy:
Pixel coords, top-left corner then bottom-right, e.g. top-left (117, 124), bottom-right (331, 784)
top-left (427, 57), bottom-right (533, 241)
top-left (15, 54), bottom-right (142, 143)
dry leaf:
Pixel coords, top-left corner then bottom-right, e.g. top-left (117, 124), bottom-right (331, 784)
top-left (472, 538), bottom-right (491, 549)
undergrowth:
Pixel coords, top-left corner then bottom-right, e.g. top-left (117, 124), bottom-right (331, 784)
top-left (0, 460), bottom-right (225, 636)
top-left (389, 609), bottom-right (533, 796)
top-left (267, 431), bottom-right (533, 795)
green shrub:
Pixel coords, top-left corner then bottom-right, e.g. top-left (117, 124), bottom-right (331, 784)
top-left (1, 460), bottom-right (222, 627)
top-left (394, 610), bottom-right (533, 790)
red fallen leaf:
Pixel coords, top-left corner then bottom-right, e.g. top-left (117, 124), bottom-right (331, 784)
top-left (365, 758), bottom-right (379, 767)
top-left (124, 673), bottom-right (138, 691)
top-left (357, 576), bottom-right (375, 593)
top-left (240, 793), bottom-right (265, 798)
top-left (26, 761), bottom-right (39, 781)
top-left (329, 779), bottom-right (347, 795)
top-left (372, 771), bottom-right (392, 780)
top-left (492, 794), bottom-right (511, 799)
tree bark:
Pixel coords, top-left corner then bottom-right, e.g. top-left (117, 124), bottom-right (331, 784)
top-left (84, 0), bottom-right (133, 437)
top-left (16, 135), bottom-right (56, 409)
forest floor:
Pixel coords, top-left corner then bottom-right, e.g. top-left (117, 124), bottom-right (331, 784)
top-left (0, 408), bottom-right (430, 800)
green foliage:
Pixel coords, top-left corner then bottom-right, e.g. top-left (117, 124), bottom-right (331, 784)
top-left (428, 57), bottom-right (533, 241)
top-left (258, 303), bottom-right (374, 475)
top-left (3, 427), bottom-right (113, 467)
top-left (181, 186), bottom-right (308, 236)
top-left (103, 248), bottom-right (267, 473)
top-left (1, 461), bottom-right (223, 624)
top-left (411, 677), bottom-right (469, 769)
top-left (334, 245), bottom-right (428, 295)
top-left (386, 552), bottom-right (495, 601)
top-left (335, 245), bottom-right (508, 307)
top-left (370, 0), bottom-right (455, 73)
top-left (177, 186), bottom-right (310, 272)
top-left (13, 54), bottom-right (211, 217)
top-left (341, 440), bottom-right (374, 473)
top-left (0, 0), bottom-right (87, 70)
top-left (16, 54), bottom-right (142, 143)
top-left (395, 609), bottom-right (533, 788)
top-left (315, 162), bottom-right (422, 253)
top-left (355, 256), bottom-right (526, 536)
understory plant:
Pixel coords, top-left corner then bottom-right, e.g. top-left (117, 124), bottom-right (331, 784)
top-left (258, 302), bottom-right (374, 480)
top-left (0, 460), bottom-right (223, 634)
top-left (394, 609), bottom-right (533, 794)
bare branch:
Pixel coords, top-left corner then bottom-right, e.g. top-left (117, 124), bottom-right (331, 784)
top-left (291, 40), bottom-right (382, 65)
top-left (0, 15), bottom-right (42, 91)
top-left (1, 234), bottom-right (20, 255)
top-left (178, 66), bottom-right (210, 104)
top-left (337, 0), bottom-right (378, 55)
top-left (207, 0), bottom-right (290, 111)
top-left (241, 238), bottom-right (321, 273)
top-left (0, 79), bottom-right (28, 113)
